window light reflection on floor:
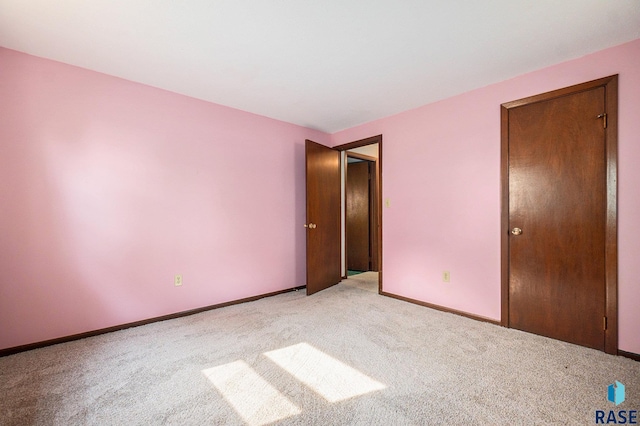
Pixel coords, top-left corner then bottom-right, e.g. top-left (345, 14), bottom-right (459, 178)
top-left (202, 360), bottom-right (301, 426)
top-left (264, 342), bottom-right (386, 403)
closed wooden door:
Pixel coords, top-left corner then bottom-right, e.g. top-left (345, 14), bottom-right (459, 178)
top-left (502, 76), bottom-right (618, 352)
top-left (305, 140), bottom-right (341, 295)
top-left (347, 160), bottom-right (371, 271)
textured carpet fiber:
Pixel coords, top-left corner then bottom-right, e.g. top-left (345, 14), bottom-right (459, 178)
top-left (1, 272), bottom-right (638, 425)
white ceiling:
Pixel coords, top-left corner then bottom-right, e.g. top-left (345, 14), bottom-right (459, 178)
top-left (1, 1), bottom-right (639, 133)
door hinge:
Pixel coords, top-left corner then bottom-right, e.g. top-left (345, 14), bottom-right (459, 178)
top-left (603, 316), bottom-right (608, 330)
top-left (597, 113), bottom-right (607, 128)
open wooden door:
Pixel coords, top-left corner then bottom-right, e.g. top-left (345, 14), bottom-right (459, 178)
top-left (346, 160), bottom-right (372, 272)
top-left (305, 140), bottom-right (341, 295)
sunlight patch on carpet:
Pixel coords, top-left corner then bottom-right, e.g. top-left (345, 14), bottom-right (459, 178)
top-left (202, 360), bottom-right (301, 426)
top-left (264, 342), bottom-right (386, 402)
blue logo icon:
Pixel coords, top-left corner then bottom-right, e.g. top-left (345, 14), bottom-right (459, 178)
top-left (608, 381), bottom-right (625, 406)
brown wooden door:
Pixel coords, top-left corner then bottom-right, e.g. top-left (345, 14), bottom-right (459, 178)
top-left (347, 161), bottom-right (371, 271)
top-left (507, 86), bottom-right (607, 350)
top-left (305, 140), bottom-right (341, 295)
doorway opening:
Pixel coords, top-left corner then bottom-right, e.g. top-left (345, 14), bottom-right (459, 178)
top-left (335, 135), bottom-right (382, 294)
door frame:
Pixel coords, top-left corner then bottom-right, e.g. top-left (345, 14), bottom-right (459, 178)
top-left (334, 135), bottom-right (383, 294)
top-left (345, 151), bottom-right (379, 273)
top-left (500, 75), bottom-right (618, 354)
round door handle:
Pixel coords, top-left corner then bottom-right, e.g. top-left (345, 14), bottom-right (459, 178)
top-left (511, 227), bottom-right (522, 236)
top-left (304, 223), bottom-right (317, 229)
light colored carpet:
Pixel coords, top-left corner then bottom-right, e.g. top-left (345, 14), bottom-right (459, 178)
top-left (1, 272), bottom-right (638, 425)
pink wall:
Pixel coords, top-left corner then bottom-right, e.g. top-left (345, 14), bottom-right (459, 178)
top-left (0, 48), bottom-right (329, 350)
top-left (331, 39), bottom-right (640, 355)
top-left (2, 39), bottom-right (639, 355)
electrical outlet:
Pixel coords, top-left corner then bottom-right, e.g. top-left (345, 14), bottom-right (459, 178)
top-left (385, 198), bottom-right (391, 208)
top-left (442, 271), bottom-right (450, 283)
top-left (174, 275), bottom-right (183, 286)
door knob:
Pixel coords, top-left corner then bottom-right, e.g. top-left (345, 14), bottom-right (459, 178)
top-left (304, 223), bottom-right (317, 229)
top-left (511, 227), bottom-right (522, 236)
